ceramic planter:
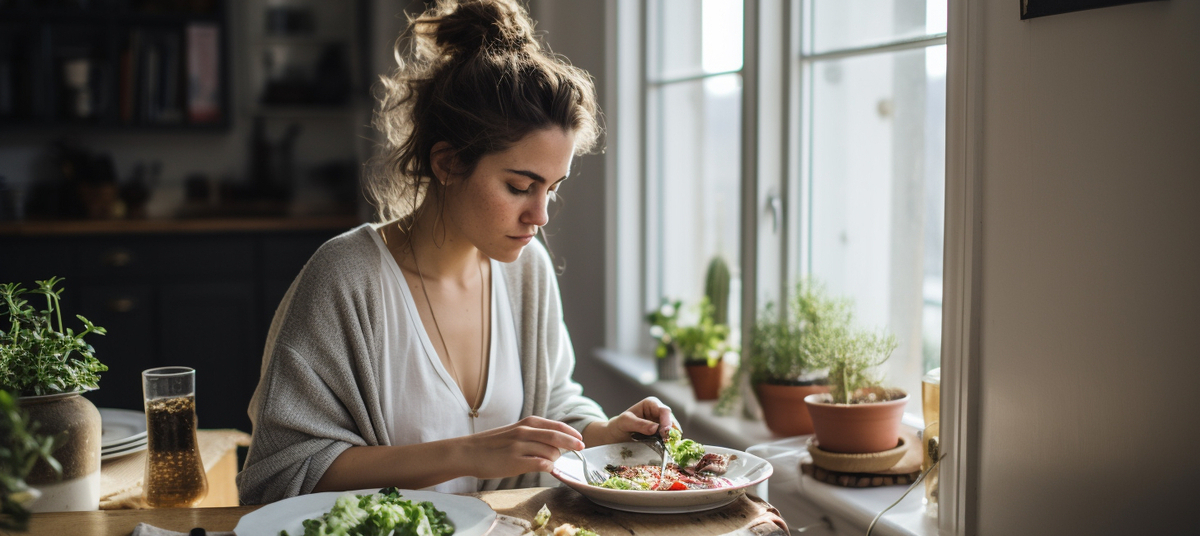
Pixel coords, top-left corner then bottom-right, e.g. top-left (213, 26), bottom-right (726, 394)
top-left (753, 382), bottom-right (831, 437)
top-left (804, 391), bottom-right (909, 454)
top-left (20, 391), bottom-right (102, 512)
top-left (655, 346), bottom-right (684, 381)
top-left (684, 358), bottom-right (723, 400)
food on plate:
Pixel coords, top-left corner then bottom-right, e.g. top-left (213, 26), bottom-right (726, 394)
top-left (533, 504), bottom-right (552, 529)
top-left (282, 487), bottom-right (454, 536)
top-left (665, 428), bottom-right (705, 467)
top-left (530, 504), bottom-right (599, 536)
top-left (596, 430), bottom-right (734, 491)
top-left (552, 524), bottom-right (599, 536)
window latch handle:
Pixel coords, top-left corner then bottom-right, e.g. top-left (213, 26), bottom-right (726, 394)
top-left (766, 193), bottom-right (782, 234)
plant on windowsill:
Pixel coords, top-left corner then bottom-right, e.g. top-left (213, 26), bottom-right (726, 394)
top-left (646, 297), bottom-right (684, 381)
top-left (803, 319), bottom-right (906, 454)
top-left (675, 297), bottom-right (730, 401)
top-left (1, 277), bottom-right (107, 512)
top-left (0, 389), bottom-right (60, 530)
top-left (716, 278), bottom-right (844, 435)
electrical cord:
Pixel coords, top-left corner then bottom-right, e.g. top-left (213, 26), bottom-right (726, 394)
top-left (864, 453), bottom-right (944, 536)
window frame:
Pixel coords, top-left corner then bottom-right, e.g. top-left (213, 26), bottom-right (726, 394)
top-left (606, 0), bottom-right (972, 533)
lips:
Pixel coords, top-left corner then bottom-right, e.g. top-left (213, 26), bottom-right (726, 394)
top-left (509, 235), bottom-right (534, 244)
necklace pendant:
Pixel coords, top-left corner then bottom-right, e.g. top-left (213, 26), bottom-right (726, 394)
top-left (469, 409), bottom-right (479, 419)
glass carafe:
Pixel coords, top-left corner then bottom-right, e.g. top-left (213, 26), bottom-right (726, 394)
top-left (142, 367), bottom-right (208, 508)
top-left (921, 367), bottom-right (941, 518)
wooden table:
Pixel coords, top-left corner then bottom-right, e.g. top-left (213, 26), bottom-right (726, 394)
top-left (26, 486), bottom-right (787, 536)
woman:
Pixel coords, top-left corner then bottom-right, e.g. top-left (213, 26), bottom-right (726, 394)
top-left (237, 0), bottom-right (675, 504)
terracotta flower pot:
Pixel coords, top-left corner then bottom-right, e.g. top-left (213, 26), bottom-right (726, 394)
top-left (804, 391), bottom-right (909, 454)
top-left (684, 359), bottom-right (723, 400)
top-left (20, 391), bottom-right (102, 512)
top-left (753, 382), bottom-right (831, 437)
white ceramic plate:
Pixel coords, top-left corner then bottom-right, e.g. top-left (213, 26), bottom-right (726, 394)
top-left (551, 442), bottom-right (773, 514)
top-left (234, 489), bottom-right (498, 536)
top-left (98, 408), bottom-right (147, 448)
top-left (100, 440), bottom-right (148, 461)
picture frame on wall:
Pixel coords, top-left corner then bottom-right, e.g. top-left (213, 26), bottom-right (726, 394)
top-left (1021, 0), bottom-right (1164, 19)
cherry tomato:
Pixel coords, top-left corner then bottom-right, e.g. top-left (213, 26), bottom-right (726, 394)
top-left (668, 481), bottom-right (688, 491)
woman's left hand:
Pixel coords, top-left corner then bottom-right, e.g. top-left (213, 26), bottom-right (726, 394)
top-left (583, 396), bottom-right (677, 447)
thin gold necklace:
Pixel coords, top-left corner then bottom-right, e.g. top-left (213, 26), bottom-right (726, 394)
top-left (411, 239), bottom-right (488, 419)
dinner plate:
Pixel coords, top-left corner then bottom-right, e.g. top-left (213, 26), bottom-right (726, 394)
top-left (233, 489), bottom-right (498, 536)
top-left (100, 440), bottom-right (148, 461)
top-left (98, 408), bottom-right (147, 448)
top-left (551, 442), bottom-right (773, 514)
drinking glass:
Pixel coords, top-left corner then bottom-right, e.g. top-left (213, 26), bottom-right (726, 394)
top-left (142, 367), bottom-right (208, 508)
top-left (921, 368), bottom-right (941, 518)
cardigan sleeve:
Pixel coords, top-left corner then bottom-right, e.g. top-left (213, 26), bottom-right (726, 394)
top-left (524, 242), bottom-right (607, 434)
top-left (236, 226), bottom-right (388, 504)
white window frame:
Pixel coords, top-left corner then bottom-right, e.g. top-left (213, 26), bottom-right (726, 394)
top-left (605, 2), bottom-right (975, 532)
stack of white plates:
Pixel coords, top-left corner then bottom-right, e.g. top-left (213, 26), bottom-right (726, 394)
top-left (99, 408), bottom-right (148, 461)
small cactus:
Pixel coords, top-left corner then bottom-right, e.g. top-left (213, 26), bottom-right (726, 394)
top-left (704, 256), bottom-right (731, 326)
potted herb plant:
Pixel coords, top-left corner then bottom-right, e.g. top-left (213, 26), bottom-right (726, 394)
top-left (646, 298), bottom-right (684, 381)
top-left (803, 320), bottom-right (906, 454)
top-left (675, 297), bottom-right (730, 400)
top-left (0, 389), bottom-right (60, 530)
top-left (1, 277), bottom-right (107, 512)
top-left (718, 279), bottom-right (853, 435)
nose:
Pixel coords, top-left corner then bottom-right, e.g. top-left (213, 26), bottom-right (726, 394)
top-left (521, 192), bottom-right (550, 228)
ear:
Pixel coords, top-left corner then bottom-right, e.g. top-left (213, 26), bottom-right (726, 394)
top-left (430, 141), bottom-right (457, 186)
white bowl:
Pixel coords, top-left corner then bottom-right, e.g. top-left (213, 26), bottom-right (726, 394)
top-left (550, 442), bottom-right (773, 514)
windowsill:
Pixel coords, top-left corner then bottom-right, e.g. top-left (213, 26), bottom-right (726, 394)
top-left (592, 348), bottom-right (938, 536)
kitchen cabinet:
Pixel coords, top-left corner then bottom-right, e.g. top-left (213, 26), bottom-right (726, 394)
top-left (0, 218), bottom-right (356, 432)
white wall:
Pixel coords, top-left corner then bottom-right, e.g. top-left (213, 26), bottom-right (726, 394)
top-left (971, 1), bottom-right (1200, 534)
top-left (526, 1), bottom-right (630, 415)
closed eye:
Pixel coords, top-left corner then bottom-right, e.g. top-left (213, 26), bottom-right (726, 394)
top-left (507, 184), bottom-right (530, 195)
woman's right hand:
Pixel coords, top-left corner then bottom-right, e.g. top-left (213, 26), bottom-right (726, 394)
top-left (460, 416), bottom-right (586, 480)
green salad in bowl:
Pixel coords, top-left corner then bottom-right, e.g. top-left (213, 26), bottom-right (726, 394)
top-left (282, 487), bottom-right (454, 536)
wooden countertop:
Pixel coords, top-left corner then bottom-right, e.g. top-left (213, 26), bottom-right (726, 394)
top-left (0, 216), bottom-right (362, 236)
top-left (25, 486), bottom-right (787, 536)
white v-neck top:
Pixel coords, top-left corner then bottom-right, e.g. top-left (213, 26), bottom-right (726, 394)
top-left (369, 231), bottom-right (524, 493)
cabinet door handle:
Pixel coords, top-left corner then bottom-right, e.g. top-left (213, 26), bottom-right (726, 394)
top-left (102, 249), bottom-right (133, 268)
top-left (108, 298), bottom-right (135, 313)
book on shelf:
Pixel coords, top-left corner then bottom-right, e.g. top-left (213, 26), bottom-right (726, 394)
top-left (186, 23), bottom-right (221, 124)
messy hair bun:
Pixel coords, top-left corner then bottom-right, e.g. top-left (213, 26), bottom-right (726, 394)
top-left (367, 0), bottom-right (602, 223)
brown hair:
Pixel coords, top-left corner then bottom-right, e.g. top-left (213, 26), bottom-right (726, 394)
top-left (366, 0), bottom-right (602, 223)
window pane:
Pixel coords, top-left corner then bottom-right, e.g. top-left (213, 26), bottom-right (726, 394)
top-left (808, 0), bottom-right (946, 54)
top-left (650, 0), bottom-right (743, 80)
top-left (649, 75), bottom-right (743, 337)
top-left (805, 47), bottom-right (945, 407)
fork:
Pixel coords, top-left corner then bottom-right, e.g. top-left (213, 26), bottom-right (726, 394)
top-left (630, 431), bottom-right (670, 489)
top-left (568, 450), bottom-right (609, 485)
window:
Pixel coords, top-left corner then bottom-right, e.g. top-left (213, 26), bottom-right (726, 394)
top-left (609, 0), bottom-right (946, 414)
top-left (645, 0), bottom-right (744, 342)
top-left (797, 0), bottom-right (947, 408)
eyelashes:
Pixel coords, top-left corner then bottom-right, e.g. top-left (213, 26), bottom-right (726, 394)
top-left (507, 184), bottom-right (561, 201)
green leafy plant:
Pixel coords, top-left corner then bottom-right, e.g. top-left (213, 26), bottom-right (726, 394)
top-left (672, 297), bottom-right (728, 367)
top-left (753, 280), bottom-right (851, 385)
top-left (808, 322), bottom-right (899, 404)
top-left (0, 389), bottom-right (60, 531)
top-left (1, 277), bottom-right (108, 396)
top-left (717, 278), bottom-right (888, 414)
top-left (645, 297), bottom-right (682, 359)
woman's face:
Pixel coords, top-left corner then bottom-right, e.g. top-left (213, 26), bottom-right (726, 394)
top-left (441, 127), bottom-right (577, 263)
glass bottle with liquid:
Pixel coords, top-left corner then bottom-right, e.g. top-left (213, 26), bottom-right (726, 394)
top-left (142, 367), bottom-right (208, 508)
top-left (921, 367), bottom-right (941, 518)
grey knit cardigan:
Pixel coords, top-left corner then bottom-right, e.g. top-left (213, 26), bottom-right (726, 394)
top-left (236, 224), bottom-right (607, 505)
